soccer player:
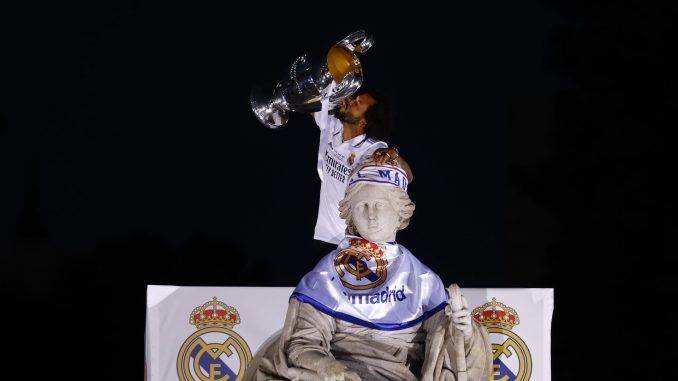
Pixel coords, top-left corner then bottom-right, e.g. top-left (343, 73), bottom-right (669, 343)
top-left (311, 83), bottom-right (413, 247)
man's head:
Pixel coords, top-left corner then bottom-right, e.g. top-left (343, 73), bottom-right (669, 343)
top-left (335, 88), bottom-right (392, 141)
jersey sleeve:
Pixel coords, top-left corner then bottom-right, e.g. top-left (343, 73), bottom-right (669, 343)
top-left (313, 82), bottom-right (340, 131)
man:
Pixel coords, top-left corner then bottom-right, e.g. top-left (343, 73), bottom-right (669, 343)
top-left (312, 83), bottom-right (413, 246)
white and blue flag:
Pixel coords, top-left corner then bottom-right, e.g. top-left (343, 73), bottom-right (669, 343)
top-left (291, 236), bottom-right (448, 330)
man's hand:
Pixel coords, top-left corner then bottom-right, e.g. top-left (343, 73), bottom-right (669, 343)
top-left (372, 147), bottom-right (399, 166)
top-left (445, 295), bottom-right (473, 340)
top-left (316, 358), bottom-right (362, 381)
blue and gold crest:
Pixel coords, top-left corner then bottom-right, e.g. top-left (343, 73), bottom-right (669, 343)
top-left (177, 297), bottom-right (252, 381)
top-left (473, 298), bottom-right (533, 381)
top-left (334, 238), bottom-right (388, 290)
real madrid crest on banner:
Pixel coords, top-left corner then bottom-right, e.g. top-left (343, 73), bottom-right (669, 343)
top-left (177, 297), bottom-right (252, 381)
top-left (473, 298), bottom-right (533, 381)
top-left (334, 238), bottom-right (388, 290)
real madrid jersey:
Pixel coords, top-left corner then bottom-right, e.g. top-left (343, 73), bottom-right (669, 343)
top-left (313, 85), bottom-right (387, 244)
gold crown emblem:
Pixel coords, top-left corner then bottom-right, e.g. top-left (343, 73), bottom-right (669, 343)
top-left (471, 297), bottom-right (520, 330)
top-left (349, 238), bottom-right (385, 258)
top-left (189, 297), bottom-right (241, 329)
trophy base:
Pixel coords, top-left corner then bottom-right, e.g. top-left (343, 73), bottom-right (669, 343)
top-left (250, 87), bottom-right (289, 129)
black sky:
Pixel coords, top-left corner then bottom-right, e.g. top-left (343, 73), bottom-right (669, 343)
top-left (1, 1), bottom-right (674, 379)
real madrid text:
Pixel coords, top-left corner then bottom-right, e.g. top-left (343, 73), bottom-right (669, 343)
top-left (344, 285), bottom-right (408, 305)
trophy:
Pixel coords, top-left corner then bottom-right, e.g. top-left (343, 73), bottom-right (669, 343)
top-left (250, 30), bottom-right (374, 129)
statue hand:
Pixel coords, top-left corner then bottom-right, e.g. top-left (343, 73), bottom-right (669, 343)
top-left (445, 295), bottom-right (473, 340)
top-left (317, 358), bottom-right (362, 381)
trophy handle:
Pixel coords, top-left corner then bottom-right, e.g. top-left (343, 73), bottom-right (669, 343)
top-left (326, 30), bottom-right (373, 103)
top-left (336, 30), bottom-right (374, 53)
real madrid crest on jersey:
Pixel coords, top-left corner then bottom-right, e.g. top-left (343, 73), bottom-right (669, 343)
top-left (177, 297), bottom-right (252, 381)
top-left (473, 298), bottom-right (532, 381)
top-left (334, 238), bottom-right (388, 290)
top-left (347, 152), bottom-right (355, 166)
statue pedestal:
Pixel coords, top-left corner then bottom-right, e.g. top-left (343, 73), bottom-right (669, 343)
top-left (145, 285), bottom-right (553, 381)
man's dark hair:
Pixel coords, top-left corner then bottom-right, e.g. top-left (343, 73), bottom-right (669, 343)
top-left (357, 87), bottom-right (393, 141)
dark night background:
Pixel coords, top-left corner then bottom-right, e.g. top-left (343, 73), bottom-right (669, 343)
top-left (1, 1), bottom-right (674, 379)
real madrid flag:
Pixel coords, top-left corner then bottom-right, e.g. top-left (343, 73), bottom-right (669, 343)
top-left (145, 286), bottom-right (553, 381)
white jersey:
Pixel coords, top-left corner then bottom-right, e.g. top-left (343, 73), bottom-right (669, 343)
top-left (313, 86), bottom-right (387, 244)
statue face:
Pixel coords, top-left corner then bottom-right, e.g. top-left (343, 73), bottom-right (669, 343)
top-left (351, 185), bottom-right (399, 243)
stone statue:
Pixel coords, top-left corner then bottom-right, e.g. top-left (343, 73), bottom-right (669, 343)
top-left (245, 160), bottom-right (493, 381)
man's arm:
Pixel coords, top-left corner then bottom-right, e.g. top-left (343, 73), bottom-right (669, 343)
top-left (373, 147), bottom-right (414, 183)
top-left (396, 156), bottom-right (413, 183)
top-left (309, 82), bottom-right (344, 124)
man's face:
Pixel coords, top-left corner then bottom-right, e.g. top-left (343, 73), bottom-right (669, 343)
top-left (337, 93), bottom-right (376, 125)
top-left (351, 185), bottom-right (399, 243)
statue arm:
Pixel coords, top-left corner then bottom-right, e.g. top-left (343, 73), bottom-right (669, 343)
top-left (421, 311), bottom-right (493, 381)
top-left (284, 301), bottom-right (363, 380)
top-left (285, 301), bottom-right (336, 371)
top-left (460, 319), bottom-right (494, 380)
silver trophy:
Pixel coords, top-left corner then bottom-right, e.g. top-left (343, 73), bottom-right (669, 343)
top-left (250, 30), bottom-right (374, 129)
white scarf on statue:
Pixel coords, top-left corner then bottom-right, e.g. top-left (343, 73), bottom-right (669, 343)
top-left (292, 236), bottom-right (448, 330)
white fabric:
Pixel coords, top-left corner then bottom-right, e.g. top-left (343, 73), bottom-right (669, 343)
top-left (314, 83), bottom-right (388, 244)
top-left (292, 236), bottom-right (448, 330)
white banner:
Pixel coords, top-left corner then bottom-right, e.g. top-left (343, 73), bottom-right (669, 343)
top-left (145, 286), bottom-right (553, 381)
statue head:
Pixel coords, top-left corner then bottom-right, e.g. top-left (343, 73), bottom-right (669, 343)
top-left (339, 160), bottom-right (414, 242)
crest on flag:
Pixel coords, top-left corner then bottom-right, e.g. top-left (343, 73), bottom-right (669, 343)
top-left (177, 297), bottom-right (252, 381)
top-left (334, 238), bottom-right (388, 290)
top-left (473, 298), bottom-right (533, 381)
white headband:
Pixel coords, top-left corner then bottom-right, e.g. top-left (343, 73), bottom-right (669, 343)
top-left (346, 164), bottom-right (408, 193)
